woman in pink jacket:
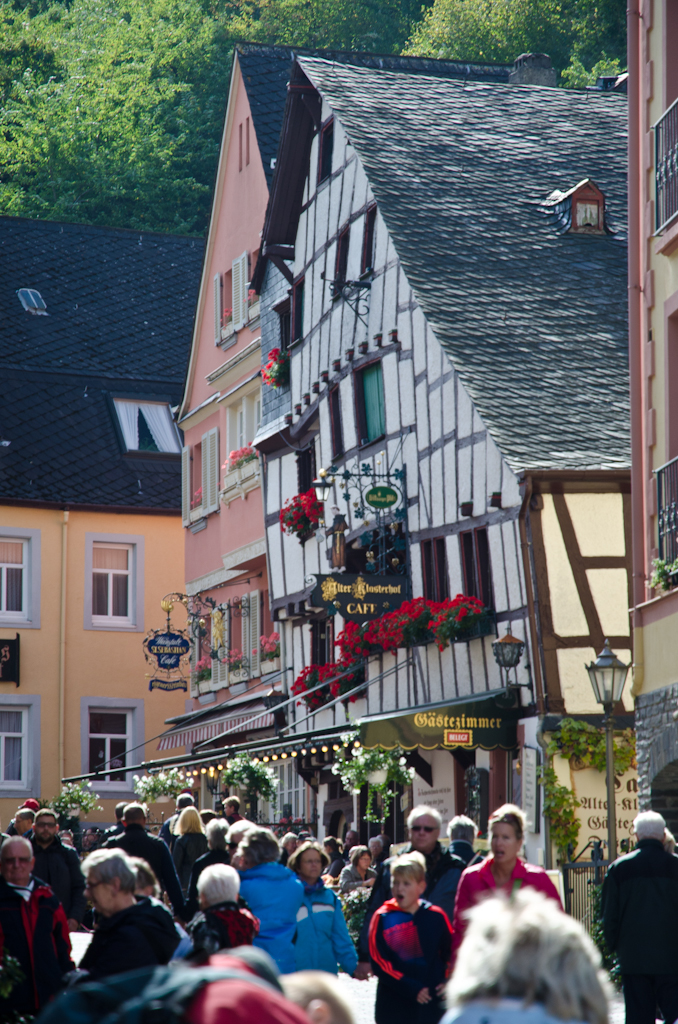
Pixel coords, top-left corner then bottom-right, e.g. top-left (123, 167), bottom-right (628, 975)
top-left (452, 804), bottom-right (562, 955)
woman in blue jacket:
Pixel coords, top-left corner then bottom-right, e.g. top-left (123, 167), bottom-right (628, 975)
top-left (288, 841), bottom-right (358, 976)
top-left (237, 827), bottom-right (304, 974)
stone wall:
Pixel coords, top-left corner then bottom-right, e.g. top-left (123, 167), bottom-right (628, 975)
top-left (635, 683), bottom-right (678, 821)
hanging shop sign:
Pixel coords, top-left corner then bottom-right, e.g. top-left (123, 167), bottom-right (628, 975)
top-left (146, 632), bottom-right (191, 670)
top-left (0, 634), bottom-right (19, 687)
top-left (312, 573), bottom-right (407, 622)
top-left (149, 677), bottom-right (188, 692)
top-left (364, 485), bottom-right (398, 509)
top-left (359, 696), bottom-right (521, 751)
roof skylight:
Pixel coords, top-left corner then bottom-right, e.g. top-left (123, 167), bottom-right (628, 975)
top-left (17, 288), bottom-right (48, 316)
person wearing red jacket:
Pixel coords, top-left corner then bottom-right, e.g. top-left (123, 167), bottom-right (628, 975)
top-left (452, 804), bottom-right (561, 956)
top-left (0, 836), bottom-right (74, 1016)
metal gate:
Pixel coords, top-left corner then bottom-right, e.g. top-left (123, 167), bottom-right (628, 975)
top-left (562, 858), bottom-right (609, 931)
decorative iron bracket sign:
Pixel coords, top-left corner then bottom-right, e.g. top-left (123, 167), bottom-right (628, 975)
top-left (311, 573), bottom-right (407, 622)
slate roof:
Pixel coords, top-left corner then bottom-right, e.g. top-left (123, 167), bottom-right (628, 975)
top-left (0, 217), bottom-right (204, 508)
top-left (296, 58), bottom-right (629, 473)
top-left (236, 43), bottom-right (511, 189)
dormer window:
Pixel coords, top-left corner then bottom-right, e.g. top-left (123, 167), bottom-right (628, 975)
top-left (541, 178), bottom-right (608, 234)
top-left (113, 399), bottom-right (180, 454)
top-left (17, 288), bottom-right (48, 315)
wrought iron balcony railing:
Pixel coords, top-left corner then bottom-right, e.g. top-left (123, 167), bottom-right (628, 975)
top-left (657, 455), bottom-right (678, 563)
top-left (656, 97), bottom-right (678, 233)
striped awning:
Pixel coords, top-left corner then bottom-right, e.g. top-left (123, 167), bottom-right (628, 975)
top-left (157, 701), bottom-right (274, 751)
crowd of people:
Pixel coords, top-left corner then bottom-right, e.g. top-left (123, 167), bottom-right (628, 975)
top-left (0, 792), bottom-right (669, 1024)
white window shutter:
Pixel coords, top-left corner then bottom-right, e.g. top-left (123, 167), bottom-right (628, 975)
top-left (232, 257), bottom-right (243, 330)
top-left (201, 433), bottom-right (209, 515)
top-left (181, 446), bottom-right (191, 526)
top-left (213, 273), bottom-right (221, 344)
top-left (249, 589), bottom-right (261, 677)
top-left (232, 252), bottom-right (248, 329)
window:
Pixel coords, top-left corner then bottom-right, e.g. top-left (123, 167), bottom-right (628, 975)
top-left (460, 527), bottom-right (493, 607)
top-left (0, 540), bottom-right (24, 617)
top-left (356, 362), bottom-right (385, 446)
top-left (232, 252), bottom-right (249, 330)
top-left (297, 445), bottom-right (317, 494)
top-left (292, 278), bottom-right (304, 342)
top-left (361, 206), bottom-right (377, 274)
top-left (329, 387), bottom-right (344, 458)
top-left (84, 533), bottom-right (144, 632)
top-left (335, 228), bottom-right (349, 288)
top-left (277, 300), bottom-right (291, 351)
top-left (318, 119), bottom-right (334, 184)
top-left (246, 117), bottom-right (250, 166)
top-left (270, 761), bottom-right (304, 821)
top-left (422, 538), bottom-right (449, 602)
top-left (17, 288), bottom-right (47, 316)
top-left (0, 711), bottom-right (24, 784)
top-left (114, 400), bottom-right (180, 454)
top-left (239, 122), bottom-right (243, 172)
top-left (311, 618), bottom-right (334, 666)
top-left (88, 710), bottom-right (129, 782)
top-left (92, 544), bottom-right (132, 624)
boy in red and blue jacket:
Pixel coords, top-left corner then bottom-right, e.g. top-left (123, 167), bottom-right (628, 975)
top-left (369, 851), bottom-right (453, 1024)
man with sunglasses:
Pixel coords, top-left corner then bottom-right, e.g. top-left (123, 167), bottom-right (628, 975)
top-left (355, 806), bottom-right (466, 980)
top-left (0, 836), bottom-right (74, 1017)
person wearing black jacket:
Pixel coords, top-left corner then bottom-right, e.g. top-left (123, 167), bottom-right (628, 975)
top-left (80, 848), bottom-right (179, 978)
top-left (602, 810), bottom-right (678, 1024)
top-left (0, 837), bottom-right (74, 1016)
top-left (356, 806), bottom-right (465, 978)
top-left (31, 809), bottom-right (87, 929)
top-left (184, 818), bottom-right (230, 920)
top-left (104, 803), bottom-right (184, 917)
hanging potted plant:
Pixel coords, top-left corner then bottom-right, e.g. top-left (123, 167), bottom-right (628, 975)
top-left (279, 489), bottom-right (324, 543)
top-left (133, 767), bottom-right (187, 804)
top-left (50, 781), bottom-right (103, 827)
top-left (221, 752), bottom-right (277, 816)
top-left (331, 732), bottom-right (415, 823)
top-left (262, 348), bottom-right (290, 389)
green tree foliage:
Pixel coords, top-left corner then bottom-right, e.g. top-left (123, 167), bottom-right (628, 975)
top-left (0, 0), bottom-right (236, 233)
top-left (403, 0), bottom-right (627, 82)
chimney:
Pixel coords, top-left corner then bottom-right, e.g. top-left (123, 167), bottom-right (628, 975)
top-left (509, 53), bottom-right (557, 87)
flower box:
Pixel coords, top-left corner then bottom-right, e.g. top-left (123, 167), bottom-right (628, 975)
top-left (221, 458), bottom-right (261, 507)
top-left (261, 657), bottom-right (282, 676)
top-left (229, 667), bottom-right (249, 685)
top-left (248, 299), bottom-right (261, 323)
top-left (452, 611), bottom-right (496, 644)
top-left (263, 348), bottom-right (290, 389)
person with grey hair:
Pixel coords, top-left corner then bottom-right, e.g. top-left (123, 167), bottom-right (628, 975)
top-left (443, 888), bottom-right (609, 1024)
top-left (187, 864), bottom-right (258, 961)
top-left (237, 827), bottom-right (304, 974)
top-left (184, 816), bottom-right (231, 919)
top-left (78, 848), bottom-right (179, 979)
top-left (602, 809), bottom-right (678, 1024)
top-left (447, 815), bottom-right (479, 866)
top-left (356, 805), bottom-right (467, 980)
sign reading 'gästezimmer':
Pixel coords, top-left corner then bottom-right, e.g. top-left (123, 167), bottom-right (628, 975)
top-left (312, 574), bottom-right (407, 622)
top-left (359, 697), bottom-right (520, 751)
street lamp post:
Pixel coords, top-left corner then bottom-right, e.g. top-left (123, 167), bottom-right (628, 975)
top-left (585, 639), bottom-right (631, 862)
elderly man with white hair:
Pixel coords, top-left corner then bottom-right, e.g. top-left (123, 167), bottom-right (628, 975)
top-left (602, 810), bottom-right (678, 1024)
top-left (187, 863), bottom-right (259, 961)
top-left (355, 804), bottom-right (467, 980)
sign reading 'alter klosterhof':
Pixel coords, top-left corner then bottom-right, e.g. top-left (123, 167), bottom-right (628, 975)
top-left (312, 574), bottom-right (407, 622)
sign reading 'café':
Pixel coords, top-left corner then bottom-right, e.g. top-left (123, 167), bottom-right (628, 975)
top-left (312, 574), bottom-right (407, 622)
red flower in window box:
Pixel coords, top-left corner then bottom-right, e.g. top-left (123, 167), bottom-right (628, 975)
top-left (430, 595), bottom-right (487, 650)
top-left (279, 489), bottom-right (324, 541)
top-left (262, 348), bottom-right (290, 389)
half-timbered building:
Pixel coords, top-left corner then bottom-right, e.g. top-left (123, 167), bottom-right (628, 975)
top-left (244, 57), bottom-right (632, 859)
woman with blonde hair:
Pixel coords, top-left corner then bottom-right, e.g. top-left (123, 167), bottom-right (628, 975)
top-left (452, 804), bottom-right (561, 955)
top-left (172, 805), bottom-right (208, 894)
top-left (443, 888), bottom-right (609, 1024)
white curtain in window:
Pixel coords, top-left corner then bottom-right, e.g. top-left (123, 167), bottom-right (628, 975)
top-left (140, 403), bottom-right (179, 453)
top-left (115, 401), bottom-right (138, 451)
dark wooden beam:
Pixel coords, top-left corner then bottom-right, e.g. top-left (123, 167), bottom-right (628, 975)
top-left (404, 750), bottom-right (432, 786)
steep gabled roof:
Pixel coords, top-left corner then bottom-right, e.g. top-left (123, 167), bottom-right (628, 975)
top-left (0, 217), bottom-right (204, 508)
top-left (236, 42), bottom-right (512, 190)
top-left (267, 57), bottom-right (629, 473)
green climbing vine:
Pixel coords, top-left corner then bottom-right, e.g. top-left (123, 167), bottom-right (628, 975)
top-left (539, 718), bottom-right (636, 862)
